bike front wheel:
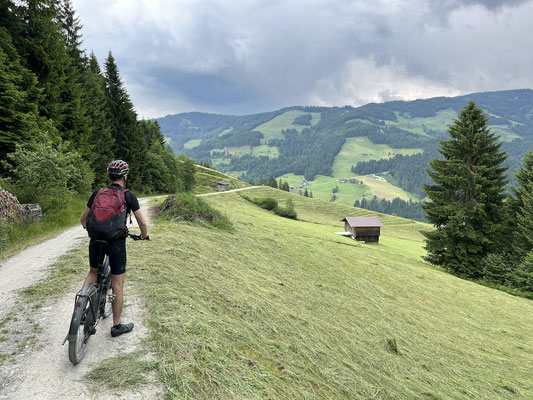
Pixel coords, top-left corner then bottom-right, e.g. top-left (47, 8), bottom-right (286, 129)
top-left (68, 289), bottom-right (95, 365)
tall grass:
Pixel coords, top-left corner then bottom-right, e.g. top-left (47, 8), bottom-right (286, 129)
top-left (0, 196), bottom-right (87, 259)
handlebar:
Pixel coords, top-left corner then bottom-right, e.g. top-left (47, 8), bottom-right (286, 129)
top-left (128, 234), bottom-right (150, 241)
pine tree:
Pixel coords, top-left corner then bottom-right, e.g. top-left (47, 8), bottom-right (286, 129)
top-left (422, 101), bottom-right (508, 278)
top-left (180, 157), bottom-right (196, 192)
top-left (267, 175), bottom-right (278, 188)
top-left (18, 0), bottom-right (70, 123)
top-left (512, 151), bottom-right (533, 258)
top-left (83, 52), bottom-right (114, 186)
top-left (58, 0), bottom-right (85, 67)
top-left (0, 27), bottom-right (41, 165)
top-left (104, 51), bottom-right (147, 190)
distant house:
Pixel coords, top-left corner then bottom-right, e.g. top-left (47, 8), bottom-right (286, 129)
top-left (339, 179), bottom-right (347, 184)
top-left (289, 185), bottom-right (295, 191)
top-left (360, 153), bottom-right (372, 156)
top-left (341, 216), bottom-right (383, 243)
top-left (216, 181), bottom-right (230, 191)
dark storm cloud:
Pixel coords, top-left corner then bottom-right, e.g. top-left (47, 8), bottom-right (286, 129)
top-left (73, 0), bottom-right (533, 117)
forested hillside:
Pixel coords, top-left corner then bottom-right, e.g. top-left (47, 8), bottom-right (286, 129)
top-left (0, 0), bottom-right (184, 216)
top-left (158, 90), bottom-right (533, 214)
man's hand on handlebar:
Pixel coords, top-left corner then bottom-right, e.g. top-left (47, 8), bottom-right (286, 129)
top-left (128, 234), bottom-right (150, 241)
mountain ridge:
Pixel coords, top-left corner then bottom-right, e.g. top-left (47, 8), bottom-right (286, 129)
top-left (157, 89), bottom-right (533, 209)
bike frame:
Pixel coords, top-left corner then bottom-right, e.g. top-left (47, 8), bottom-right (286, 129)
top-left (63, 241), bottom-right (109, 345)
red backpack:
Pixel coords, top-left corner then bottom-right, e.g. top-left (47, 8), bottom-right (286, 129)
top-left (86, 187), bottom-right (130, 240)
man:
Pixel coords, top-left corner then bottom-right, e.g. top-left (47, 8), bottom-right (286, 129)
top-left (80, 160), bottom-right (148, 337)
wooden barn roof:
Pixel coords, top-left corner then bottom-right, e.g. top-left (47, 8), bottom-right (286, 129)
top-left (341, 216), bottom-right (383, 228)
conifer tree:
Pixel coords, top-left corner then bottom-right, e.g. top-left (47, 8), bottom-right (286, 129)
top-left (512, 151), bottom-right (533, 258)
top-left (422, 101), bottom-right (508, 278)
top-left (267, 176), bottom-right (278, 188)
top-left (104, 51), bottom-right (147, 190)
top-left (58, 0), bottom-right (85, 67)
top-left (0, 27), bottom-right (41, 164)
top-left (83, 53), bottom-right (114, 186)
top-left (18, 0), bottom-right (70, 123)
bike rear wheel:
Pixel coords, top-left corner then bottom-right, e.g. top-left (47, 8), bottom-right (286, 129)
top-left (68, 288), bottom-right (95, 365)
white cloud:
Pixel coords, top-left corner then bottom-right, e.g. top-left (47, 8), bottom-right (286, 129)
top-left (73, 0), bottom-right (533, 117)
top-left (309, 58), bottom-right (462, 107)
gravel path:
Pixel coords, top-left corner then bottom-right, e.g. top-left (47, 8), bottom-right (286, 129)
top-left (196, 186), bottom-right (260, 196)
top-left (0, 198), bottom-right (161, 399)
top-left (0, 189), bottom-right (258, 398)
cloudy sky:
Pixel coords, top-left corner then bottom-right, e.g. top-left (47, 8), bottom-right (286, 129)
top-left (73, 0), bottom-right (533, 118)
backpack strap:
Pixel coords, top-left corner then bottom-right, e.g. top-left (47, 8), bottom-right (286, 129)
top-left (122, 189), bottom-right (132, 224)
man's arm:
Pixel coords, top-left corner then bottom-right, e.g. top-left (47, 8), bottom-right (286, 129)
top-left (80, 207), bottom-right (90, 229)
top-left (133, 209), bottom-right (148, 239)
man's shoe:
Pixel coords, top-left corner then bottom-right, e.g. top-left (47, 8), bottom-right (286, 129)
top-left (111, 322), bottom-right (134, 337)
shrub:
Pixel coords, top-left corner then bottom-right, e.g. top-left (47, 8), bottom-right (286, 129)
top-left (274, 198), bottom-right (297, 219)
top-left (254, 197), bottom-right (278, 211)
top-left (2, 142), bottom-right (93, 212)
top-left (155, 193), bottom-right (232, 229)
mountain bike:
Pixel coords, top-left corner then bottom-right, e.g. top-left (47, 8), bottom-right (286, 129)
top-left (63, 233), bottom-right (149, 365)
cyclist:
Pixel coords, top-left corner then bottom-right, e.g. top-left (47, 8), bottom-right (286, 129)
top-left (79, 160), bottom-right (148, 337)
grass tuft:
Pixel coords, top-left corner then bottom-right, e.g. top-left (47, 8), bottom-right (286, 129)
top-left (85, 351), bottom-right (157, 391)
top-left (155, 193), bottom-right (233, 230)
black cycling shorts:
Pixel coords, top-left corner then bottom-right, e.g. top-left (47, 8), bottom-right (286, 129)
top-left (89, 238), bottom-right (127, 275)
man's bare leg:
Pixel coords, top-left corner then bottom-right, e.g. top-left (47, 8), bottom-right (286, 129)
top-left (84, 267), bottom-right (98, 285)
top-left (111, 273), bottom-right (125, 326)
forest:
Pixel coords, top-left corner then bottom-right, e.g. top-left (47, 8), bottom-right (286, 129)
top-left (0, 0), bottom-right (192, 217)
top-left (158, 90), bottom-right (533, 212)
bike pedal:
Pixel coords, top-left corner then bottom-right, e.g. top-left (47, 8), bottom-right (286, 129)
top-left (89, 326), bottom-right (97, 335)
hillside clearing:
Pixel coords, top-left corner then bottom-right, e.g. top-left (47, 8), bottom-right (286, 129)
top-left (332, 137), bottom-right (423, 178)
top-left (125, 187), bottom-right (533, 399)
top-left (254, 111), bottom-right (321, 143)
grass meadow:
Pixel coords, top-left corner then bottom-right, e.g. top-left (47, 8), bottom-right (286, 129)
top-left (122, 187), bottom-right (533, 399)
top-left (255, 111), bottom-right (321, 143)
top-left (332, 137), bottom-right (423, 178)
top-left (278, 135), bottom-right (422, 204)
top-left (384, 109), bottom-right (458, 136)
top-left (194, 165), bottom-right (249, 194)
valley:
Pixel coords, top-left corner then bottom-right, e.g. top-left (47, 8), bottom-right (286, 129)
top-left (157, 89), bottom-right (533, 214)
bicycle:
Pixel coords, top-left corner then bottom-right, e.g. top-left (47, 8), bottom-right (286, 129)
top-left (63, 233), bottom-right (149, 365)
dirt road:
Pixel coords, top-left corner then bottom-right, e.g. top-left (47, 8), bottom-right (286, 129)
top-left (0, 198), bottom-right (160, 399)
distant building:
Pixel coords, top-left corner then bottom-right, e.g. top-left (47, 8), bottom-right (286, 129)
top-left (341, 216), bottom-right (383, 243)
top-left (289, 186), bottom-right (295, 191)
top-left (339, 179), bottom-right (347, 184)
top-left (216, 181), bottom-right (230, 191)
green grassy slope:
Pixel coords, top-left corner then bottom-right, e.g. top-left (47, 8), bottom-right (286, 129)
top-left (127, 187), bottom-right (533, 399)
top-left (194, 165), bottom-right (250, 194)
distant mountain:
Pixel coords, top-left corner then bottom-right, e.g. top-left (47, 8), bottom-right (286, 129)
top-left (157, 89), bottom-right (533, 206)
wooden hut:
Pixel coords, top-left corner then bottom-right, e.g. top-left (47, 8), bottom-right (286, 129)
top-left (216, 181), bottom-right (230, 191)
top-left (341, 216), bottom-right (383, 243)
